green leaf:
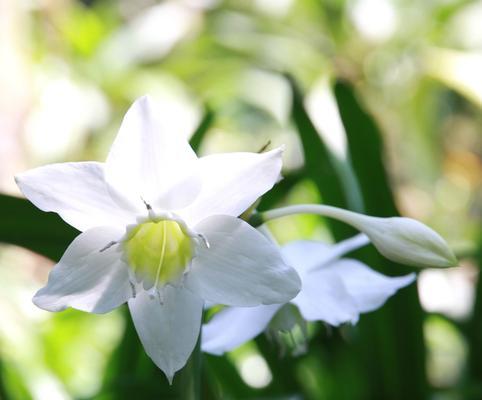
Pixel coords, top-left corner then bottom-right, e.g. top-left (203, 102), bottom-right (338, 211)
top-left (0, 194), bottom-right (78, 261)
top-left (286, 74), bottom-right (356, 240)
top-left (335, 80), bottom-right (428, 400)
top-left (189, 107), bottom-right (215, 153)
top-left (467, 233), bottom-right (482, 397)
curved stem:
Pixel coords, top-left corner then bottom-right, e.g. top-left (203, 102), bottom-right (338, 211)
top-left (254, 204), bottom-right (366, 230)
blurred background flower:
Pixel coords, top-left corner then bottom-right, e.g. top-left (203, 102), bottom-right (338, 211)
top-left (0, 0), bottom-right (480, 399)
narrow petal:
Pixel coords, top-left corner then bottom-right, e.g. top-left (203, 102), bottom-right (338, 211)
top-left (180, 148), bottom-right (283, 225)
top-left (33, 227), bottom-right (132, 314)
top-left (281, 235), bottom-right (370, 276)
top-left (327, 259), bottom-right (416, 313)
top-left (185, 215), bottom-right (301, 306)
top-left (202, 305), bottom-right (281, 355)
top-left (128, 286), bottom-right (203, 383)
top-left (281, 241), bottom-right (334, 276)
top-left (16, 162), bottom-right (138, 232)
top-left (291, 269), bottom-right (359, 326)
top-left (105, 96), bottom-right (200, 209)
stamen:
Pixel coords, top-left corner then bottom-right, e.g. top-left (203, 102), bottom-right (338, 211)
top-left (129, 281), bottom-right (137, 298)
top-left (197, 233), bottom-right (210, 249)
top-left (141, 196), bottom-right (152, 211)
top-left (100, 241), bottom-right (117, 252)
top-left (257, 140), bottom-right (271, 153)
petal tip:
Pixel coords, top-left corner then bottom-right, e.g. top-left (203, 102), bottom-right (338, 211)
top-left (32, 293), bottom-right (67, 312)
top-left (136, 94), bottom-right (152, 105)
top-left (165, 371), bottom-right (175, 386)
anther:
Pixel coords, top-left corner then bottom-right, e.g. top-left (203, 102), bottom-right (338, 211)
top-left (141, 197), bottom-right (153, 211)
top-left (129, 281), bottom-right (137, 298)
top-left (197, 233), bottom-right (210, 249)
top-left (100, 241), bottom-right (118, 252)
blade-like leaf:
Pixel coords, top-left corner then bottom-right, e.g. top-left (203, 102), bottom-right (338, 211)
top-left (189, 106), bottom-right (215, 153)
top-left (335, 80), bottom-right (427, 400)
top-left (286, 74), bottom-right (356, 240)
top-left (0, 194), bottom-right (78, 261)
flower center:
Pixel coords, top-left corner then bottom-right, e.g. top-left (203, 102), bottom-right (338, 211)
top-left (124, 219), bottom-right (193, 289)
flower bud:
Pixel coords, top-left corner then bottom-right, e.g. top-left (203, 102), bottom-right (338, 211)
top-left (347, 214), bottom-right (457, 268)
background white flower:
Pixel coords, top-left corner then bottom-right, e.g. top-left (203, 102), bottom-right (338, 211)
top-left (202, 234), bottom-right (416, 355)
top-left (15, 96), bottom-right (301, 382)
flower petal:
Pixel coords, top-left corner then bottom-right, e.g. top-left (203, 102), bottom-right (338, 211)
top-left (281, 235), bottom-right (370, 276)
top-left (180, 148), bottom-right (283, 225)
top-left (185, 215), bottom-right (301, 306)
top-left (281, 240), bottom-right (333, 276)
top-left (105, 96), bottom-right (200, 209)
top-left (33, 227), bottom-right (132, 314)
top-left (16, 162), bottom-right (138, 232)
top-left (291, 268), bottom-right (359, 326)
top-left (202, 305), bottom-right (281, 355)
top-left (128, 286), bottom-right (203, 383)
top-left (327, 259), bottom-right (416, 313)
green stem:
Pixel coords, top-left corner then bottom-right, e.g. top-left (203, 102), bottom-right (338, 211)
top-left (252, 204), bottom-right (366, 230)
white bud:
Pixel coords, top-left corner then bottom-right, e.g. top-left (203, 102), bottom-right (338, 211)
top-left (348, 215), bottom-right (457, 268)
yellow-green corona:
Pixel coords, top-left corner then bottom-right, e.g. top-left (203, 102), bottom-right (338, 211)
top-left (124, 220), bottom-right (193, 288)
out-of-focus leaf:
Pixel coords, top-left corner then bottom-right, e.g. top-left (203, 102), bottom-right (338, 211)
top-left (0, 359), bottom-right (8, 400)
top-left (0, 358), bottom-right (33, 400)
top-left (0, 194), bottom-right (78, 261)
top-left (334, 81), bottom-right (398, 217)
top-left (335, 80), bottom-right (427, 400)
top-left (467, 233), bottom-right (482, 398)
top-left (257, 169), bottom-right (305, 212)
top-left (189, 107), bottom-right (215, 153)
top-left (285, 74), bottom-right (356, 241)
top-left (203, 355), bottom-right (258, 399)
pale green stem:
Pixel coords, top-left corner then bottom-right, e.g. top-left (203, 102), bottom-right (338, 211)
top-left (254, 204), bottom-right (366, 231)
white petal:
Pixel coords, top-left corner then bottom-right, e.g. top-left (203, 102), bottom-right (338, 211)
top-left (291, 268), bottom-right (359, 326)
top-left (185, 215), bottom-right (301, 306)
top-left (202, 305), bottom-right (281, 355)
top-left (33, 227), bottom-right (132, 314)
top-left (105, 96), bottom-right (200, 209)
top-left (281, 241), bottom-right (333, 276)
top-left (16, 162), bottom-right (138, 232)
top-left (128, 286), bottom-right (203, 383)
top-left (281, 235), bottom-right (370, 276)
top-left (180, 148), bottom-right (283, 225)
top-left (327, 259), bottom-right (416, 313)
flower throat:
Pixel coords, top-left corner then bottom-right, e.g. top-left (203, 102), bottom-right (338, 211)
top-left (124, 220), bottom-right (193, 289)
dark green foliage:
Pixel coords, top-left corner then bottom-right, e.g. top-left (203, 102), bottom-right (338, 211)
top-left (335, 80), bottom-right (427, 400)
top-left (0, 194), bottom-right (78, 261)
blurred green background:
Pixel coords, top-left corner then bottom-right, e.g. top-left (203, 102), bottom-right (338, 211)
top-left (0, 0), bottom-right (481, 399)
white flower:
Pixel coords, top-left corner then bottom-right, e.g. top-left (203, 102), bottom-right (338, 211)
top-left (15, 96), bottom-right (301, 382)
top-left (202, 234), bottom-right (415, 355)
